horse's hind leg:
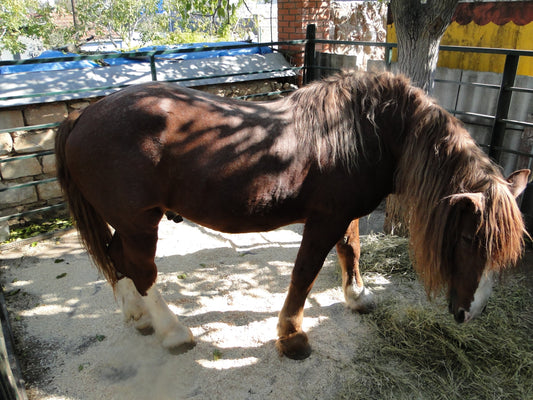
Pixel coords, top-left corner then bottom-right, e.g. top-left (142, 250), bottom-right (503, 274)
top-left (110, 227), bottom-right (194, 352)
top-left (336, 219), bottom-right (375, 313)
top-left (115, 276), bottom-right (153, 333)
top-left (143, 284), bottom-right (194, 352)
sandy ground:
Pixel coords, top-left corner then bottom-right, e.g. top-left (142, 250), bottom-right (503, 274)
top-left (0, 216), bottom-right (414, 400)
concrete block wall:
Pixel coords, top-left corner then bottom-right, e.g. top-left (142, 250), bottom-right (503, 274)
top-left (0, 101), bottom-right (87, 233)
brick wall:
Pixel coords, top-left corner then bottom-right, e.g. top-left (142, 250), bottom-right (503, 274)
top-left (278, 0), bottom-right (331, 66)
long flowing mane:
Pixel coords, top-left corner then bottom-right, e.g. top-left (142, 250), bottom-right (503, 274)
top-left (287, 72), bottom-right (414, 170)
top-left (287, 71), bottom-right (525, 294)
top-left (396, 84), bottom-right (526, 295)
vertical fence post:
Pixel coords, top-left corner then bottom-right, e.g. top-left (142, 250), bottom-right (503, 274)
top-left (385, 44), bottom-right (393, 71)
top-left (488, 54), bottom-right (519, 162)
top-left (150, 55), bottom-right (157, 81)
top-left (303, 24), bottom-right (317, 85)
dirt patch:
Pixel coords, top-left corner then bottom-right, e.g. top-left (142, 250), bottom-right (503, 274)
top-left (0, 219), bottom-right (531, 399)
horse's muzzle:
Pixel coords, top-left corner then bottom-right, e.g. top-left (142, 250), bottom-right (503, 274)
top-left (448, 289), bottom-right (466, 323)
top-left (454, 308), bottom-right (466, 323)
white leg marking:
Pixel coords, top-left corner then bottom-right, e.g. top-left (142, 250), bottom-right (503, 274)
top-left (144, 284), bottom-right (195, 350)
top-left (115, 277), bottom-right (152, 331)
top-left (344, 282), bottom-right (376, 313)
top-left (465, 269), bottom-right (494, 323)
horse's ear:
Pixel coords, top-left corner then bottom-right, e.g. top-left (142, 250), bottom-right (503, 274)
top-left (447, 192), bottom-right (485, 214)
top-left (506, 169), bottom-right (530, 198)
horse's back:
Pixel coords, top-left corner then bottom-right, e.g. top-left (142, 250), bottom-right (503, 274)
top-left (63, 82), bottom-right (310, 232)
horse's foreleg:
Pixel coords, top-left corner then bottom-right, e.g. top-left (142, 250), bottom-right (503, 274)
top-left (277, 218), bottom-right (348, 359)
top-left (336, 219), bottom-right (375, 313)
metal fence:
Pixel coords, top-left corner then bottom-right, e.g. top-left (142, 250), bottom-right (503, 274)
top-left (302, 25), bottom-right (533, 170)
top-left (0, 41), bottom-right (304, 228)
top-left (1, 33), bottom-right (532, 229)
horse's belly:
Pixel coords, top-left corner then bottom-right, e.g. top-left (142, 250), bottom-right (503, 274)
top-left (166, 183), bottom-right (306, 234)
top-left (184, 213), bottom-right (304, 234)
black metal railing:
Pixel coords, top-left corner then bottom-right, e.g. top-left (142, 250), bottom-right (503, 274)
top-left (302, 24), bottom-right (533, 168)
top-left (1, 32), bottom-right (532, 226)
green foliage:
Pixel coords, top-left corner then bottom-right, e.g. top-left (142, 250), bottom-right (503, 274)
top-left (57, 0), bottom-right (243, 49)
top-left (56, 0), bottom-right (161, 47)
top-left (212, 348), bottom-right (222, 361)
top-left (2, 0), bottom-right (246, 54)
top-left (162, 0), bottom-right (242, 35)
top-left (2, 218), bottom-right (73, 244)
top-left (0, 0), bottom-right (55, 54)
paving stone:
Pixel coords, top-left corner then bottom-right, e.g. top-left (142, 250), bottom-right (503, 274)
top-left (37, 180), bottom-right (62, 200)
top-left (0, 183), bottom-right (37, 206)
top-left (0, 132), bottom-right (13, 155)
top-left (41, 154), bottom-right (57, 174)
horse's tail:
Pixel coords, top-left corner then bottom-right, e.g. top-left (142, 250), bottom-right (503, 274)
top-left (55, 110), bottom-right (117, 286)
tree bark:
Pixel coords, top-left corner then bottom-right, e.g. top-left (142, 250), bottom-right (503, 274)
top-left (390, 0), bottom-right (458, 93)
top-left (384, 0), bottom-right (458, 236)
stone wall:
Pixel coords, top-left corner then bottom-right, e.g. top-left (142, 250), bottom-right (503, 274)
top-left (330, 1), bottom-right (388, 71)
top-left (0, 79), bottom-right (295, 239)
top-left (277, 1), bottom-right (388, 72)
top-left (0, 100), bottom-right (92, 234)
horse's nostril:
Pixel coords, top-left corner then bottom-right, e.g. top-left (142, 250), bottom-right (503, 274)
top-left (455, 308), bottom-right (466, 323)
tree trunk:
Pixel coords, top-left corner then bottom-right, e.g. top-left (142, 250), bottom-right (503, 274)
top-left (391, 0), bottom-right (458, 93)
top-left (384, 0), bottom-right (458, 236)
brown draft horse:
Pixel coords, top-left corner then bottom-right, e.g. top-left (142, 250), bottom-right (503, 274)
top-left (55, 72), bottom-right (529, 360)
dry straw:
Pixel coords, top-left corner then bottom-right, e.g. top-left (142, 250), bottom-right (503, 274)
top-left (337, 234), bottom-right (533, 400)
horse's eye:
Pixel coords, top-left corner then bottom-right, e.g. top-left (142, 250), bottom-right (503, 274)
top-left (460, 234), bottom-right (474, 244)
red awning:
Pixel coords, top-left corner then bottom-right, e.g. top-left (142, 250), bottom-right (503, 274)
top-left (453, 2), bottom-right (533, 26)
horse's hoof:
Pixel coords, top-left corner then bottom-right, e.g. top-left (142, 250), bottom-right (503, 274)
top-left (345, 286), bottom-right (376, 314)
top-left (161, 325), bottom-right (195, 353)
top-left (165, 211), bottom-right (183, 223)
top-left (167, 340), bottom-right (196, 355)
top-left (276, 331), bottom-right (311, 360)
top-left (133, 313), bottom-right (153, 331)
top-left (136, 325), bottom-right (155, 336)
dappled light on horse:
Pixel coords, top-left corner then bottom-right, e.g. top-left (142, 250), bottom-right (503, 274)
top-left (55, 72), bottom-right (529, 360)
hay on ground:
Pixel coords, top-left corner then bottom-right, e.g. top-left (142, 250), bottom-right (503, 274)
top-left (338, 235), bottom-right (533, 400)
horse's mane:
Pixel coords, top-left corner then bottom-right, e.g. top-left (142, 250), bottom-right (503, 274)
top-left (288, 71), bottom-right (525, 294)
top-left (397, 94), bottom-right (526, 295)
top-left (287, 71), bottom-right (414, 170)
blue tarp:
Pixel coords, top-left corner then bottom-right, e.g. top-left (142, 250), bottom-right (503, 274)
top-left (100, 56), bottom-right (145, 66)
top-left (0, 43), bottom-right (273, 75)
top-left (137, 42), bottom-right (273, 61)
top-left (0, 51), bottom-right (99, 74)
